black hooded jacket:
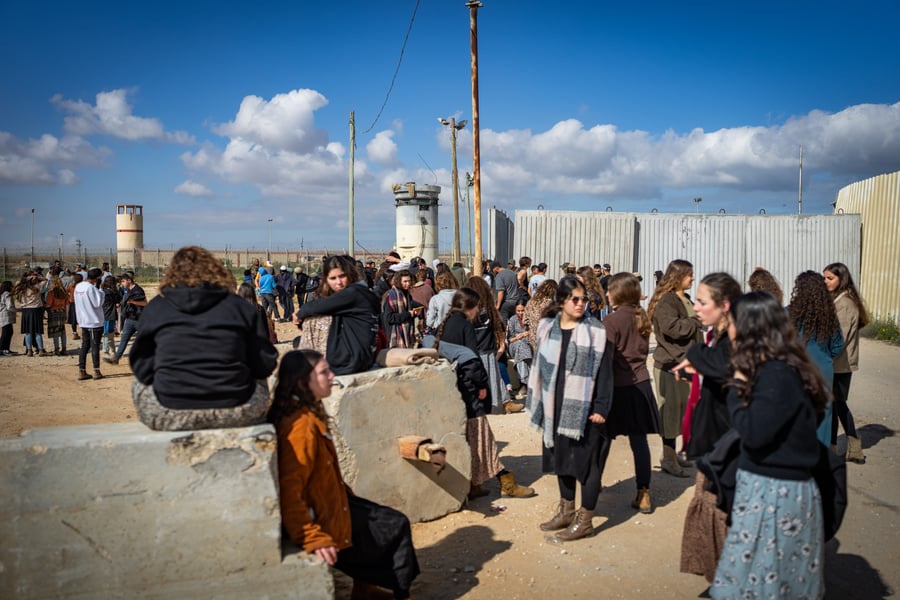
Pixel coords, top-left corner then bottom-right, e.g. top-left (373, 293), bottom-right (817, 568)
top-left (130, 285), bottom-right (278, 409)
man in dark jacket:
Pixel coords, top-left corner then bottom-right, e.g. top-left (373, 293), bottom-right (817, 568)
top-left (104, 273), bottom-right (146, 365)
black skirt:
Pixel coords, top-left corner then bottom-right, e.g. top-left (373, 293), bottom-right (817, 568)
top-left (335, 495), bottom-right (420, 598)
top-left (19, 307), bottom-right (44, 335)
top-left (606, 379), bottom-right (662, 437)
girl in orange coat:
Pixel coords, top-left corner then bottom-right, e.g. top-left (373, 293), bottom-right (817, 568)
top-left (269, 350), bottom-right (419, 599)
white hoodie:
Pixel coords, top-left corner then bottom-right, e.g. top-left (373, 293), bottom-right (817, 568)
top-left (74, 280), bottom-right (105, 328)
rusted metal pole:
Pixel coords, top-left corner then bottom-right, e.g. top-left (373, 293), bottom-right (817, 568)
top-left (450, 118), bottom-right (462, 264)
top-left (467, 1), bottom-right (483, 276)
top-left (349, 111), bottom-right (356, 257)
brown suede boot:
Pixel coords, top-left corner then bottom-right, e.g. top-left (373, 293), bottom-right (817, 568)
top-left (553, 507), bottom-right (594, 542)
top-left (498, 471), bottom-right (535, 498)
top-left (92, 370), bottom-right (104, 380)
top-left (540, 498), bottom-right (576, 531)
top-left (78, 370), bottom-right (92, 381)
top-left (846, 435), bottom-right (866, 464)
top-left (631, 488), bottom-right (653, 514)
top-left (503, 400), bottom-right (524, 414)
top-left (660, 446), bottom-right (690, 477)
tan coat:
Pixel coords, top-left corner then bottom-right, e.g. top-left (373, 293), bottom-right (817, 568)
top-left (277, 408), bottom-right (352, 553)
top-left (833, 292), bottom-right (860, 373)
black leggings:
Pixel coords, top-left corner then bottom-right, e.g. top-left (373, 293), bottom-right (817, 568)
top-left (0, 324), bottom-right (12, 353)
top-left (831, 372), bottom-right (857, 443)
top-left (558, 462), bottom-right (603, 512)
top-left (629, 435), bottom-right (652, 489)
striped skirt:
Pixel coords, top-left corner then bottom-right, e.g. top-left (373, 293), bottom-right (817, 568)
top-left (47, 308), bottom-right (67, 338)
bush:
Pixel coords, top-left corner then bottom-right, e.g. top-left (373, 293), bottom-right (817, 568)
top-left (861, 317), bottom-right (900, 345)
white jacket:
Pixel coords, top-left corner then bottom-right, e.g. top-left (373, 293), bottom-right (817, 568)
top-left (0, 291), bottom-right (15, 327)
top-left (74, 281), bottom-right (105, 328)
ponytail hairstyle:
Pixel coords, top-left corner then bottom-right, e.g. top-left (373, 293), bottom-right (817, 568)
top-left (824, 262), bottom-right (869, 328)
top-left (700, 272), bottom-right (743, 336)
top-left (607, 272), bottom-right (651, 337)
top-left (542, 275), bottom-right (587, 320)
top-left (728, 292), bottom-right (828, 414)
top-left (747, 268), bottom-right (784, 306)
top-left (267, 350), bottom-right (328, 426)
top-left (647, 259), bottom-right (694, 322)
top-left (433, 287), bottom-right (480, 347)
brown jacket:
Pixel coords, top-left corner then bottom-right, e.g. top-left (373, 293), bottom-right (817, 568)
top-left (833, 292), bottom-right (860, 373)
top-left (651, 292), bottom-right (702, 371)
top-left (277, 408), bottom-right (352, 553)
top-left (604, 305), bottom-right (651, 386)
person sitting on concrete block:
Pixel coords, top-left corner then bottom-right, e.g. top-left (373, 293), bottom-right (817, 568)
top-left (130, 245), bottom-right (278, 431)
top-left (269, 349), bottom-right (420, 600)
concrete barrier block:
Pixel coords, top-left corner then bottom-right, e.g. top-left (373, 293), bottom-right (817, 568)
top-left (0, 423), bottom-right (330, 599)
top-left (324, 361), bottom-right (472, 523)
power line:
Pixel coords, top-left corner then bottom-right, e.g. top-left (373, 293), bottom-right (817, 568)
top-left (362, 0), bottom-right (420, 134)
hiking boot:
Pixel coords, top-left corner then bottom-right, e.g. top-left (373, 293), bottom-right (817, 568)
top-left (846, 435), bottom-right (866, 464)
top-left (38, 349), bottom-right (52, 357)
top-left (553, 507), bottom-right (594, 542)
top-left (92, 370), bottom-right (104, 380)
top-left (103, 356), bottom-right (119, 365)
top-left (503, 401), bottom-right (524, 414)
top-left (26, 349), bottom-right (34, 357)
top-left (631, 488), bottom-right (654, 514)
top-left (78, 370), bottom-right (92, 381)
top-left (499, 471), bottom-right (535, 498)
top-left (660, 446), bottom-right (690, 477)
top-left (540, 498), bottom-right (576, 531)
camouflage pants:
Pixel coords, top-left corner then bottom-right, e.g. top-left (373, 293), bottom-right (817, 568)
top-left (132, 379), bottom-right (270, 431)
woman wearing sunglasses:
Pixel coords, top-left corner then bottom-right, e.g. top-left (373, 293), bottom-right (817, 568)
top-left (526, 276), bottom-right (614, 542)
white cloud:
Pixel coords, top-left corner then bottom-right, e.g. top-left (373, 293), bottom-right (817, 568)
top-left (0, 131), bottom-right (109, 184)
top-left (212, 89), bottom-right (328, 153)
top-left (174, 179), bottom-right (213, 197)
top-left (51, 89), bottom-right (194, 143)
top-left (366, 130), bottom-right (398, 166)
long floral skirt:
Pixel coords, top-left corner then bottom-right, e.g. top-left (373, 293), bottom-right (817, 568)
top-left (710, 469), bottom-right (824, 600)
top-left (466, 415), bottom-right (504, 486)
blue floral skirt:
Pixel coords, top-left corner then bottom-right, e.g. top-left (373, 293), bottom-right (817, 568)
top-left (711, 468), bottom-right (824, 599)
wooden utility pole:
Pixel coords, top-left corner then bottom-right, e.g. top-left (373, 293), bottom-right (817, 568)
top-left (467, 0), bottom-right (483, 276)
top-left (349, 111), bottom-right (356, 256)
top-left (439, 117), bottom-right (467, 264)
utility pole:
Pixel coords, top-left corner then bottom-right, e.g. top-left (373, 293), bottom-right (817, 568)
top-left (267, 218), bottom-right (273, 261)
top-left (465, 172), bottom-right (474, 268)
top-left (466, 0), bottom-right (483, 276)
top-left (30, 208), bottom-right (35, 267)
top-left (349, 111), bottom-right (356, 257)
top-left (798, 145), bottom-right (803, 215)
top-left (439, 117), bottom-right (467, 264)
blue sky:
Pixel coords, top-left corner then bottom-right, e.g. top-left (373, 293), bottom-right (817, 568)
top-left (2, 0), bottom-right (899, 254)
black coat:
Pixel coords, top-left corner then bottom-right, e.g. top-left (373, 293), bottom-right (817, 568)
top-left (438, 312), bottom-right (490, 417)
top-left (296, 281), bottom-right (380, 375)
top-left (683, 333), bottom-right (733, 459)
top-left (130, 285), bottom-right (277, 409)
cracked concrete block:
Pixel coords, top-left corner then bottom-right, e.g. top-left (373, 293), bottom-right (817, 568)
top-left (0, 423), bottom-right (330, 599)
top-left (324, 361), bottom-right (472, 523)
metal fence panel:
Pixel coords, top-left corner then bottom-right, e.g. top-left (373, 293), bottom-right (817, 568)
top-left (488, 208), bottom-right (515, 266)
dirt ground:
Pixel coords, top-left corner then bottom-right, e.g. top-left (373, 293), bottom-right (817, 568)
top-left (1, 311), bottom-right (897, 599)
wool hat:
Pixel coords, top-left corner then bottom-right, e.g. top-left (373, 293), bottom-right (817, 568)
top-left (280, 265), bottom-right (287, 271)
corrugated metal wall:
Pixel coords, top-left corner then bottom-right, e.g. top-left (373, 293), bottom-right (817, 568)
top-left (488, 208), bottom-right (515, 265)
top-left (514, 210), bottom-right (635, 277)
top-left (512, 210), bottom-right (862, 303)
top-left (835, 171), bottom-right (900, 322)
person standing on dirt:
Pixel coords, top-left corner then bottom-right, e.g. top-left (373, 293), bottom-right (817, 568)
top-left (527, 276), bottom-right (614, 543)
top-left (74, 268), bottom-right (105, 380)
top-left (104, 273), bottom-right (146, 366)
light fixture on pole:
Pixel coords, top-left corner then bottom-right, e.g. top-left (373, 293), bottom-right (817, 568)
top-left (267, 218), bottom-right (273, 261)
top-left (693, 197), bottom-right (702, 214)
top-left (438, 117), bottom-right (467, 264)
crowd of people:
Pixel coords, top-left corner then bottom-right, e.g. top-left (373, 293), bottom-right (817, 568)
top-left (1, 247), bottom-right (872, 598)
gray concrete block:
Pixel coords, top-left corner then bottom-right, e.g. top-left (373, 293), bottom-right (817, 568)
top-left (325, 362), bottom-right (472, 523)
top-left (0, 423), bottom-right (331, 599)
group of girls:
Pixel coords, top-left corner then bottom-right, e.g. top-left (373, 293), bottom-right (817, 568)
top-left (2, 271), bottom-right (79, 357)
top-left (664, 260), bottom-right (868, 598)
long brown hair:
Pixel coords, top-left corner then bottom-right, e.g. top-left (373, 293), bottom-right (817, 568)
top-left (47, 274), bottom-right (69, 300)
top-left (267, 350), bottom-right (329, 426)
top-left (160, 246), bottom-right (235, 293)
top-left (701, 272), bottom-right (743, 336)
top-left (747, 268), bottom-right (784, 305)
top-left (824, 262), bottom-right (869, 328)
top-left (320, 255), bottom-right (361, 298)
top-left (789, 271), bottom-right (840, 343)
top-left (465, 276), bottom-right (504, 347)
top-left (433, 287), bottom-right (480, 347)
top-left (729, 292), bottom-right (828, 413)
top-left (577, 265), bottom-right (606, 312)
top-left (607, 272), bottom-right (651, 337)
top-left (647, 259), bottom-right (693, 322)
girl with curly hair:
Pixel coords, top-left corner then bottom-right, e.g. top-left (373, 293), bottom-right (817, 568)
top-left (45, 274), bottom-right (71, 356)
top-left (647, 259), bottom-right (702, 476)
top-left (269, 350), bottom-right (419, 599)
top-left (576, 265), bottom-right (606, 320)
top-left (14, 271), bottom-right (50, 357)
top-left (789, 271), bottom-right (844, 447)
top-left (747, 267), bottom-right (784, 305)
top-left (130, 245), bottom-right (278, 430)
top-left (710, 291), bottom-right (827, 599)
top-left (823, 262), bottom-right (870, 463)
top-left (524, 279), bottom-right (558, 352)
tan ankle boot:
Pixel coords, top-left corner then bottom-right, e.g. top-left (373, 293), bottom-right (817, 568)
top-left (660, 446), bottom-right (689, 477)
top-left (540, 498), bottom-right (576, 531)
top-left (503, 400), bottom-right (524, 414)
top-left (846, 435), bottom-right (866, 464)
top-left (498, 471), bottom-right (535, 498)
top-left (631, 488), bottom-right (653, 514)
top-left (553, 507), bottom-right (594, 542)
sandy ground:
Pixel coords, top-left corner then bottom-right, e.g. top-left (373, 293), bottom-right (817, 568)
top-left (1, 313), bottom-right (897, 599)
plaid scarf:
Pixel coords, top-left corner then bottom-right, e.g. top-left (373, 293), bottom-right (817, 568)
top-left (385, 287), bottom-right (412, 349)
top-left (527, 313), bottom-right (607, 448)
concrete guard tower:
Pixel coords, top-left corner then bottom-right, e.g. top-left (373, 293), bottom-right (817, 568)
top-left (116, 204), bottom-right (144, 268)
top-left (392, 183), bottom-right (440, 265)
